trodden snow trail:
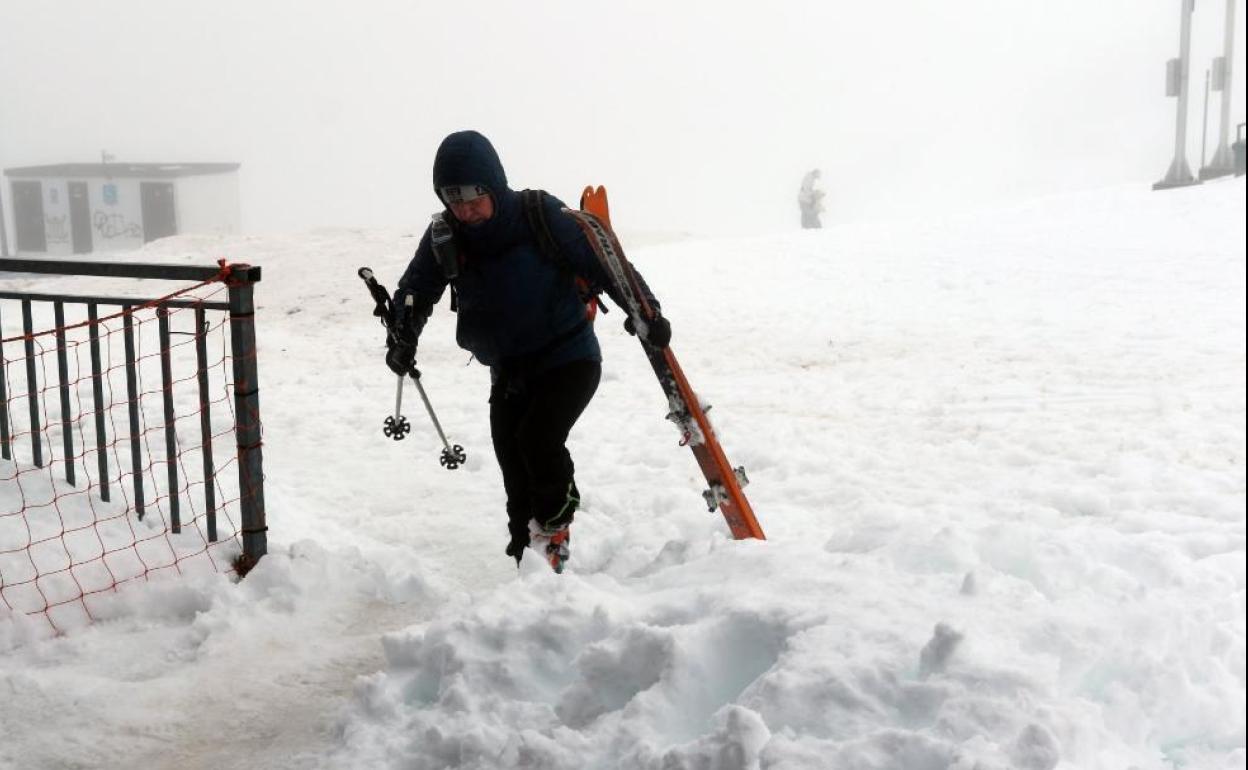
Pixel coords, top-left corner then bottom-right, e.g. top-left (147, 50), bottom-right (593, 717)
top-left (0, 230), bottom-right (522, 770)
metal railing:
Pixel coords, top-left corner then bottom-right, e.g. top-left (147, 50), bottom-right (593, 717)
top-left (0, 257), bottom-right (267, 571)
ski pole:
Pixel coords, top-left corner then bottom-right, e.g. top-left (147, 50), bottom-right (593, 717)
top-left (383, 373), bottom-right (411, 440)
top-left (398, 293), bottom-right (466, 468)
top-left (405, 366), bottom-right (466, 469)
top-left (359, 266), bottom-right (466, 469)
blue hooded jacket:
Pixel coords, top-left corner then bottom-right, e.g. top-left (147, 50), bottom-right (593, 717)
top-left (397, 131), bottom-right (636, 377)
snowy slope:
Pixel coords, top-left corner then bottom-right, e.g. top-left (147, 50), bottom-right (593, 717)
top-left (1, 179), bottom-right (1244, 770)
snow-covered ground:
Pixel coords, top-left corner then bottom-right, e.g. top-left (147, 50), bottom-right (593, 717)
top-left (1, 179), bottom-right (1244, 770)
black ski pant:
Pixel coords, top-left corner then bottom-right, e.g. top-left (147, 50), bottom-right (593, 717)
top-left (490, 359), bottom-right (601, 549)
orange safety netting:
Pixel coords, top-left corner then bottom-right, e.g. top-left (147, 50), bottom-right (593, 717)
top-left (1, 273), bottom-right (256, 635)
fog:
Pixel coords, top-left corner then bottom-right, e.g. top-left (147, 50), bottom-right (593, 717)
top-left (1, 1), bottom-right (1244, 236)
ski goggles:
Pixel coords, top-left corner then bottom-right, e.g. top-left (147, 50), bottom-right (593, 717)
top-left (439, 184), bottom-right (490, 205)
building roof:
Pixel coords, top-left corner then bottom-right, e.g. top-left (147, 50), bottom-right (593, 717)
top-left (3, 162), bottom-right (240, 179)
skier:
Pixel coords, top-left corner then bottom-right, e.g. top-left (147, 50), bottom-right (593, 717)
top-left (384, 130), bottom-right (671, 570)
top-left (798, 168), bottom-right (825, 229)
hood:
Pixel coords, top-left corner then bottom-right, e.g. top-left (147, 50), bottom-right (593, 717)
top-left (433, 130), bottom-right (509, 202)
top-left (432, 130), bottom-right (522, 253)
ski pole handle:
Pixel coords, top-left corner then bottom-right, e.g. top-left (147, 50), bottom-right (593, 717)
top-left (358, 267), bottom-right (394, 328)
top-left (358, 267), bottom-right (387, 303)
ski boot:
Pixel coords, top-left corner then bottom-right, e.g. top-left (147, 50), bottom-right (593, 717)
top-left (528, 519), bottom-right (571, 574)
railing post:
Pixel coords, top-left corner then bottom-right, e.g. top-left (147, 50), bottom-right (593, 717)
top-left (226, 266), bottom-right (266, 573)
top-left (0, 305), bottom-right (9, 461)
top-left (21, 300), bottom-right (42, 468)
top-left (194, 307), bottom-right (218, 542)
top-left (54, 302), bottom-right (75, 486)
top-left (87, 304), bottom-right (110, 502)
top-left (157, 307), bottom-right (179, 533)
top-left (122, 306), bottom-right (145, 519)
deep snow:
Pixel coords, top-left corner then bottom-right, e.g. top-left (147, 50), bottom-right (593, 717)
top-left (1, 179), bottom-right (1244, 770)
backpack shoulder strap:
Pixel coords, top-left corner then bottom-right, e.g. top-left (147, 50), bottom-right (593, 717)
top-left (520, 189), bottom-right (570, 272)
top-left (520, 188), bottom-right (607, 318)
top-left (429, 211), bottom-right (462, 312)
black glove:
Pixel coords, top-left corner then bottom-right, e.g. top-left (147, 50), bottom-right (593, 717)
top-left (624, 314), bottom-right (672, 348)
top-left (389, 289), bottom-right (418, 345)
top-left (385, 337), bottom-right (416, 376)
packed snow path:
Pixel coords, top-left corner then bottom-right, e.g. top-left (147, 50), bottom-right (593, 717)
top-left (1, 180), bottom-right (1244, 769)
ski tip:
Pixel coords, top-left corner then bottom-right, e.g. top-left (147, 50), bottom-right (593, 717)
top-left (580, 185), bottom-right (612, 226)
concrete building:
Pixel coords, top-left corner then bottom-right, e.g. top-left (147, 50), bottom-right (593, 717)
top-left (3, 162), bottom-right (240, 255)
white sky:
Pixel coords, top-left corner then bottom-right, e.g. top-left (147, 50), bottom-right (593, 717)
top-left (1, 1), bottom-right (1245, 235)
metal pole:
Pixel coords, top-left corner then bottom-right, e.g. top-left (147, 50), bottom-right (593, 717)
top-left (0, 305), bottom-right (9, 460)
top-left (194, 307), bottom-right (218, 542)
top-left (0, 181), bottom-right (10, 258)
top-left (123, 307), bottom-right (145, 520)
top-left (0, 140), bottom-right (9, 257)
top-left (158, 307), bottom-right (180, 533)
top-left (407, 371), bottom-right (466, 471)
top-left (1201, 0), bottom-right (1239, 178)
top-left (54, 302), bottom-right (75, 487)
top-left (1155, 0), bottom-right (1200, 190)
top-left (22, 300), bottom-right (42, 468)
top-left (409, 372), bottom-right (452, 451)
top-left (88, 304), bottom-right (110, 502)
top-left (227, 266), bottom-right (266, 574)
top-left (1201, 68), bottom-right (1211, 168)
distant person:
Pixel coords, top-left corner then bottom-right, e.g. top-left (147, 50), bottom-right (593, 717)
top-left (383, 130), bottom-right (670, 572)
top-left (798, 168), bottom-right (825, 229)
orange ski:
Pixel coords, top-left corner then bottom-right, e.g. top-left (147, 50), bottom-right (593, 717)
top-left (580, 185), bottom-right (612, 225)
top-left (568, 187), bottom-right (765, 541)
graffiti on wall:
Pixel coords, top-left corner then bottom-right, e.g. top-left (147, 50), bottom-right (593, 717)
top-left (45, 215), bottom-right (70, 244)
top-left (92, 210), bottom-right (141, 239)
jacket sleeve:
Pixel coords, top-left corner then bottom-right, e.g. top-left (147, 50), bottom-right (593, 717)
top-left (542, 194), bottom-right (663, 317)
top-left (394, 226), bottom-right (447, 342)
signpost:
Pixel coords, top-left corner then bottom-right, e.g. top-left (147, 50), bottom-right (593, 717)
top-left (1155, 0), bottom-right (1201, 190)
top-left (1200, 0), bottom-right (1239, 179)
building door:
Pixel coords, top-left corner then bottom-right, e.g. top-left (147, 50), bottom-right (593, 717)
top-left (68, 182), bottom-right (93, 254)
top-left (12, 181), bottom-right (46, 253)
top-left (140, 182), bottom-right (177, 242)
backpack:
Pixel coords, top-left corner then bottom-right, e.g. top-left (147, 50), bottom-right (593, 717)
top-left (430, 189), bottom-right (605, 320)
